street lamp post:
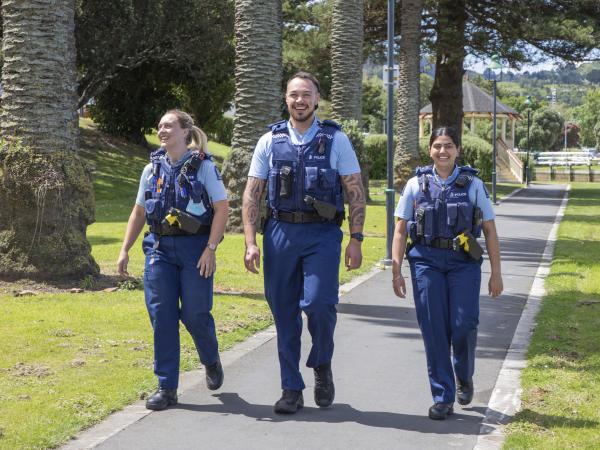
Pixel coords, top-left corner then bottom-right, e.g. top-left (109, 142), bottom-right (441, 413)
top-left (525, 95), bottom-right (532, 186)
top-left (489, 56), bottom-right (502, 205)
top-left (492, 78), bottom-right (497, 204)
top-left (382, 0), bottom-right (395, 265)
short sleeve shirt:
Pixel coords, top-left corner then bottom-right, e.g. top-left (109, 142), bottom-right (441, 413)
top-left (247, 117), bottom-right (361, 179)
top-left (135, 151), bottom-right (227, 207)
top-left (394, 165), bottom-right (495, 221)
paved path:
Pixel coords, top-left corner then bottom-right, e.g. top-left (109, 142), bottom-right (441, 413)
top-left (65, 184), bottom-right (567, 450)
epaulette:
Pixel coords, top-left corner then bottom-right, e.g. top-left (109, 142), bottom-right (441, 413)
top-left (459, 165), bottom-right (479, 176)
top-left (320, 119), bottom-right (342, 130)
top-left (182, 151), bottom-right (212, 174)
top-left (150, 148), bottom-right (166, 162)
top-left (415, 165), bottom-right (434, 176)
top-left (455, 165), bottom-right (479, 188)
top-left (268, 120), bottom-right (288, 133)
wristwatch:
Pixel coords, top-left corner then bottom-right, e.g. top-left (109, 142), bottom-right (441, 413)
top-left (350, 232), bottom-right (364, 242)
top-left (207, 242), bottom-right (218, 251)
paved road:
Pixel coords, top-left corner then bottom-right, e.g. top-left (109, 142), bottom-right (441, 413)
top-left (68, 184), bottom-right (567, 450)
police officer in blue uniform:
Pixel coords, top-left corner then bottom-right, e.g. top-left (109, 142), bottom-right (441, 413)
top-left (392, 126), bottom-right (503, 420)
top-left (242, 72), bottom-right (366, 414)
top-left (118, 109), bottom-right (229, 411)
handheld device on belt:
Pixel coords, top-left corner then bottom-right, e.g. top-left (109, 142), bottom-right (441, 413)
top-left (162, 208), bottom-right (206, 234)
top-left (453, 230), bottom-right (484, 260)
top-left (304, 195), bottom-right (337, 221)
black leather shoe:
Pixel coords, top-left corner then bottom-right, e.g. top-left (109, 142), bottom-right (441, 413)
top-left (456, 378), bottom-right (474, 405)
top-left (205, 359), bottom-right (224, 390)
top-left (314, 363), bottom-right (335, 408)
top-left (146, 389), bottom-right (177, 411)
top-left (274, 390), bottom-right (304, 414)
top-left (428, 402), bottom-right (454, 420)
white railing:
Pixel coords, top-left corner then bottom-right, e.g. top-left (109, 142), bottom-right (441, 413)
top-left (536, 152), bottom-right (594, 166)
top-left (497, 138), bottom-right (523, 182)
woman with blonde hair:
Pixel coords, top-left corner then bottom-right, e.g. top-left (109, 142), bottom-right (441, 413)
top-left (118, 109), bottom-right (229, 410)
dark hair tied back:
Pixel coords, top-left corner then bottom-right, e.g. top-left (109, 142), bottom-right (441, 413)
top-left (429, 126), bottom-right (460, 148)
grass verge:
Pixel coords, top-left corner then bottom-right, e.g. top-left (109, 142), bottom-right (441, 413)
top-left (504, 183), bottom-right (600, 449)
top-left (0, 292), bottom-right (270, 450)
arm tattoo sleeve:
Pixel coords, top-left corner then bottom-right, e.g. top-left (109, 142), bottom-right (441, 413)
top-left (242, 176), bottom-right (266, 229)
top-left (341, 173), bottom-right (366, 232)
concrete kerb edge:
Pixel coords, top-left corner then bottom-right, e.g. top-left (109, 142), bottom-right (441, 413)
top-left (496, 186), bottom-right (524, 204)
top-left (61, 264), bottom-right (383, 449)
top-left (473, 184), bottom-right (570, 450)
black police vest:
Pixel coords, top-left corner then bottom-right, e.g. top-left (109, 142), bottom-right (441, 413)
top-left (144, 149), bottom-right (213, 228)
top-left (266, 119), bottom-right (345, 217)
top-left (407, 165), bottom-right (483, 245)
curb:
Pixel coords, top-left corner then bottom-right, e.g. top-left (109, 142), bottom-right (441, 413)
top-left (496, 186), bottom-right (524, 204)
top-left (473, 184), bottom-right (570, 450)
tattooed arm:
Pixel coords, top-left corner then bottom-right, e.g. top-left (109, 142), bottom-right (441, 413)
top-left (340, 173), bottom-right (366, 270)
top-left (242, 176), bottom-right (266, 274)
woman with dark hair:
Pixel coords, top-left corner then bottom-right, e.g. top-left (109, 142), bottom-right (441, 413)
top-left (118, 110), bottom-right (228, 410)
top-left (391, 126), bottom-right (503, 420)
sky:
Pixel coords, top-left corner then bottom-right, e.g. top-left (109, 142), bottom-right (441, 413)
top-left (465, 56), bottom-right (557, 75)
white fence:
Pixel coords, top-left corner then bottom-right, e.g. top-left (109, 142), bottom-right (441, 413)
top-left (534, 151), bottom-right (598, 166)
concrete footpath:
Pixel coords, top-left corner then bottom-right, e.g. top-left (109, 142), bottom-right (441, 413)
top-left (64, 184), bottom-right (567, 450)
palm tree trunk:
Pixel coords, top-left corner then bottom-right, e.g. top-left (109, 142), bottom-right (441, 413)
top-left (0, 0), bottom-right (98, 279)
top-left (394, 0), bottom-right (423, 191)
top-left (429, 0), bottom-right (467, 137)
top-left (330, 0), bottom-right (364, 123)
top-left (330, 0), bottom-right (368, 198)
top-left (222, 0), bottom-right (283, 231)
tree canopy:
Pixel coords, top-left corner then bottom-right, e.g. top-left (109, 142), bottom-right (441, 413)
top-left (76, 0), bottom-right (234, 143)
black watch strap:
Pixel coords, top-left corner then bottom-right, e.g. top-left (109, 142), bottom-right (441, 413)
top-left (350, 232), bottom-right (364, 242)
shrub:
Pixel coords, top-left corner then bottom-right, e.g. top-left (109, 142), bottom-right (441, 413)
top-left (364, 134), bottom-right (390, 179)
top-left (207, 116), bottom-right (233, 146)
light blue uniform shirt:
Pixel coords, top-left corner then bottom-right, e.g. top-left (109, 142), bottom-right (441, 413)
top-left (248, 117), bottom-right (361, 179)
top-left (135, 151), bottom-right (227, 207)
top-left (394, 165), bottom-right (495, 221)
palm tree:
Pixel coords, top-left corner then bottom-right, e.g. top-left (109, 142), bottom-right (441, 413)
top-left (394, 0), bottom-right (423, 191)
top-left (0, 0), bottom-right (98, 279)
top-left (330, 0), bottom-right (364, 122)
top-left (330, 0), bottom-right (368, 198)
top-left (222, 0), bottom-right (283, 231)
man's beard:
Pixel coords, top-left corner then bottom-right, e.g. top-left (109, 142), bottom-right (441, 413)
top-left (291, 108), bottom-right (315, 123)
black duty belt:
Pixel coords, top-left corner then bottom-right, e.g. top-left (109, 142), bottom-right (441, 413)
top-left (149, 224), bottom-right (211, 236)
top-left (419, 237), bottom-right (454, 249)
top-left (270, 210), bottom-right (323, 223)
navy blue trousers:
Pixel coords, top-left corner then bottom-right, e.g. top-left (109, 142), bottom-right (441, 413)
top-left (408, 244), bottom-right (482, 404)
top-left (263, 220), bottom-right (342, 391)
top-left (143, 233), bottom-right (219, 390)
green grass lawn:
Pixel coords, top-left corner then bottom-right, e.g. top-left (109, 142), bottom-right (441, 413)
top-left (504, 183), bottom-right (600, 449)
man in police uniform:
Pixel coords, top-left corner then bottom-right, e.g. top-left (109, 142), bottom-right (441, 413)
top-left (242, 72), bottom-right (366, 414)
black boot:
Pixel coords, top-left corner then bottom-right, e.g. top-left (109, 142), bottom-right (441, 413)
top-left (205, 359), bottom-right (224, 391)
top-left (314, 363), bottom-right (335, 408)
top-left (456, 378), bottom-right (474, 405)
top-left (274, 390), bottom-right (304, 414)
top-left (146, 389), bottom-right (178, 411)
top-left (428, 402), bottom-right (454, 420)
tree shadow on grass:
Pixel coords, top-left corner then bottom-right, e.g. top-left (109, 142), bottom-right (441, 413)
top-left (510, 408), bottom-right (598, 429)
